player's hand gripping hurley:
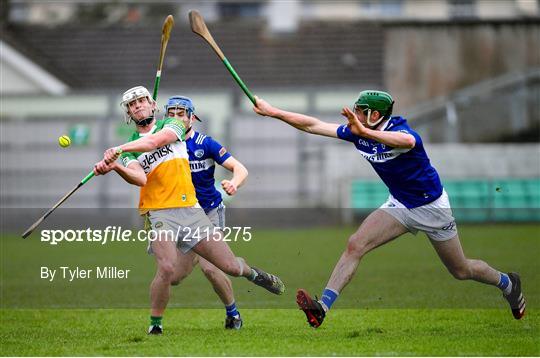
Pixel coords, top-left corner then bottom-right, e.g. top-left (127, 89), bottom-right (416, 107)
top-left (189, 10), bottom-right (256, 105)
top-left (22, 15), bottom-right (175, 239)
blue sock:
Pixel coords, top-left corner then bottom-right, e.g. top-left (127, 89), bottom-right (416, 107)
top-left (320, 288), bottom-right (339, 312)
top-left (497, 272), bottom-right (512, 295)
top-left (225, 302), bottom-right (239, 317)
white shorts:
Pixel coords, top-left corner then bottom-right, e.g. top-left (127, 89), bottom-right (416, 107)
top-left (380, 190), bottom-right (457, 241)
top-left (206, 202), bottom-right (226, 228)
top-left (146, 205), bottom-right (214, 254)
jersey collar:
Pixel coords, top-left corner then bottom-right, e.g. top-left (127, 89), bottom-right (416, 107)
top-left (378, 119), bottom-right (392, 131)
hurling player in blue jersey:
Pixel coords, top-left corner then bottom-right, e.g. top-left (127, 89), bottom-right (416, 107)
top-left (253, 90), bottom-right (525, 328)
top-left (165, 96), bottom-right (249, 330)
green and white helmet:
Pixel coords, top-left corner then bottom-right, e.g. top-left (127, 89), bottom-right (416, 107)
top-left (120, 86), bottom-right (155, 124)
top-left (354, 90), bottom-right (394, 127)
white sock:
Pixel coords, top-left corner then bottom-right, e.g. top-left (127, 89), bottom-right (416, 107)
top-left (319, 301), bottom-right (329, 312)
top-left (503, 282), bottom-right (513, 296)
top-left (236, 257), bottom-right (244, 277)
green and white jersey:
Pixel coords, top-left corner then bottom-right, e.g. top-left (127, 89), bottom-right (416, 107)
top-left (120, 117), bottom-right (197, 212)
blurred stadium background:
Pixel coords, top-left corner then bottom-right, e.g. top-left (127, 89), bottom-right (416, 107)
top-left (1, 0), bottom-right (539, 224)
top-left (2, 4), bottom-right (539, 355)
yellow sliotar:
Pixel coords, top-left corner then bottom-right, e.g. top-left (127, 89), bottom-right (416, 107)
top-left (58, 135), bottom-right (71, 148)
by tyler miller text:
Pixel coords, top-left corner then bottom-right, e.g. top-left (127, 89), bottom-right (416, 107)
top-left (41, 266), bottom-right (130, 282)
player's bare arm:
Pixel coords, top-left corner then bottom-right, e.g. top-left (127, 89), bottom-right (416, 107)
top-left (254, 96), bottom-right (339, 138)
top-left (93, 160), bottom-right (147, 186)
top-left (103, 129), bottom-right (179, 164)
top-left (221, 156), bottom-right (248, 196)
top-left (341, 107), bottom-right (415, 149)
top-left (113, 162), bottom-right (147, 186)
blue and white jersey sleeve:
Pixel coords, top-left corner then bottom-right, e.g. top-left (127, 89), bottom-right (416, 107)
top-left (336, 124), bottom-right (358, 143)
top-left (337, 121), bottom-right (420, 147)
top-left (206, 137), bottom-right (232, 165)
top-left (385, 120), bottom-right (422, 147)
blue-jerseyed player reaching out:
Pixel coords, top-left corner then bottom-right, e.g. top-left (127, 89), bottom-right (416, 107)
top-left (165, 96), bottom-right (249, 330)
top-left (253, 90), bottom-right (526, 328)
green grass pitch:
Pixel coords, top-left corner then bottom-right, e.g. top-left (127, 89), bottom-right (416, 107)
top-left (1, 224), bottom-right (539, 355)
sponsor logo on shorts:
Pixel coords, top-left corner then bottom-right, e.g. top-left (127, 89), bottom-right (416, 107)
top-left (182, 194), bottom-right (187, 201)
top-left (441, 222), bottom-right (455, 231)
top-left (154, 221), bottom-right (163, 228)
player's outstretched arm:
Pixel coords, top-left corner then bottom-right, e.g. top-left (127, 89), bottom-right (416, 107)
top-left (253, 96), bottom-right (339, 138)
top-left (221, 156), bottom-right (248, 196)
top-left (103, 129), bottom-right (179, 164)
top-left (341, 107), bottom-right (415, 149)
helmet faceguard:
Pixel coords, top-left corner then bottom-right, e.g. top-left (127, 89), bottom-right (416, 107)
top-left (354, 90), bottom-right (394, 127)
top-left (120, 86), bottom-right (156, 126)
top-left (164, 96), bottom-right (201, 122)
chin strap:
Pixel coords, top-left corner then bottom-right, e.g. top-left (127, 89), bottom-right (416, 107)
top-left (134, 115), bottom-right (155, 127)
top-left (365, 101), bottom-right (394, 128)
top-left (366, 109), bottom-right (384, 127)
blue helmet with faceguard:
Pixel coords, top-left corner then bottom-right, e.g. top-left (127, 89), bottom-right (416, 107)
top-left (164, 96), bottom-right (201, 121)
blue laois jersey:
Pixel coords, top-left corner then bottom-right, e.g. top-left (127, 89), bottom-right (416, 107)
top-left (337, 116), bottom-right (443, 209)
top-left (186, 131), bottom-right (232, 212)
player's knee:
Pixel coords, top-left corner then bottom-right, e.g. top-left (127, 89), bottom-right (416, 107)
top-left (346, 234), bottom-right (367, 258)
top-left (449, 265), bottom-right (472, 280)
top-left (157, 262), bottom-right (176, 282)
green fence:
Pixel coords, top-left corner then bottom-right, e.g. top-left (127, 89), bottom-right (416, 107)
top-left (351, 179), bottom-right (540, 222)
